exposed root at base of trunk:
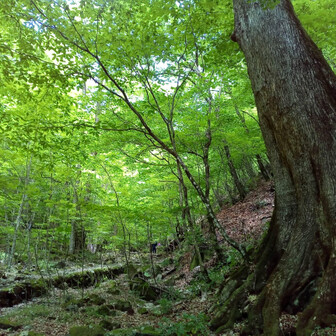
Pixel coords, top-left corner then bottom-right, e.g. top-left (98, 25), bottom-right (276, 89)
top-left (210, 265), bottom-right (250, 332)
top-left (211, 263), bottom-right (336, 336)
top-left (296, 256), bottom-right (336, 336)
top-left (297, 306), bottom-right (336, 336)
top-left (210, 245), bottom-right (336, 335)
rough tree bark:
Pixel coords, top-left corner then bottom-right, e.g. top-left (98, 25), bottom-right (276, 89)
top-left (211, 0), bottom-right (336, 335)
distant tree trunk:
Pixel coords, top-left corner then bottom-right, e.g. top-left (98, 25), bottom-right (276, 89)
top-left (255, 154), bottom-right (271, 180)
top-left (230, 97), bottom-right (272, 181)
top-left (26, 204), bottom-right (38, 266)
top-left (170, 110), bottom-right (225, 261)
top-left (224, 181), bottom-right (236, 204)
top-left (223, 143), bottom-right (247, 200)
top-left (212, 0), bottom-right (336, 335)
top-left (8, 156), bottom-right (32, 267)
top-left (69, 192), bottom-right (78, 254)
top-left (212, 185), bottom-right (225, 208)
top-left (101, 163), bottom-right (130, 272)
top-left (176, 161), bottom-right (210, 278)
top-left (242, 156), bottom-right (256, 182)
top-left (8, 193), bottom-right (27, 267)
top-left (69, 184), bottom-right (85, 254)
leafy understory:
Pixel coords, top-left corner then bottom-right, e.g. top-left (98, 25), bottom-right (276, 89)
top-left (1, 0), bottom-right (336, 335)
top-left (0, 182), bottom-right (274, 336)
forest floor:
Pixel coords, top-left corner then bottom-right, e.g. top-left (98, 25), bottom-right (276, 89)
top-left (0, 180), bottom-right (275, 336)
top-left (2, 180), bottom-right (332, 336)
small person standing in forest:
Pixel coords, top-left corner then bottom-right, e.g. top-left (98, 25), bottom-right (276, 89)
top-left (150, 242), bottom-right (160, 253)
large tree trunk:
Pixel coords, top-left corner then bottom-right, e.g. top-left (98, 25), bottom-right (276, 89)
top-left (211, 0), bottom-right (336, 335)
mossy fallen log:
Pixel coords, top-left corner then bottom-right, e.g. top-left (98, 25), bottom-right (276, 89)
top-left (0, 279), bottom-right (47, 308)
top-left (53, 264), bottom-right (124, 288)
top-left (0, 264), bottom-right (124, 308)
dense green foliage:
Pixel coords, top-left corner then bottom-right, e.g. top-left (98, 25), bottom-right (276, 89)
top-left (0, 0), bottom-right (335, 264)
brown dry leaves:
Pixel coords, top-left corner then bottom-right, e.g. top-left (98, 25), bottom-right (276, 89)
top-left (217, 181), bottom-right (274, 244)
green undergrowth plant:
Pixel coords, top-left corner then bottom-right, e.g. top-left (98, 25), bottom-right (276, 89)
top-left (187, 255), bottom-right (242, 297)
top-left (187, 272), bottom-right (211, 296)
top-left (160, 257), bottom-right (174, 268)
top-left (160, 283), bottom-right (185, 301)
top-left (187, 264), bottom-right (226, 296)
top-left (225, 248), bottom-right (243, 268)
top-left (157, 298), bottom-right (174, 314)
top-left (158, 313), bottom-right (210, 335)
top-left (208, 264), bottom-right (230, 286)
top-left (3, 303), bottom-right (53, 324)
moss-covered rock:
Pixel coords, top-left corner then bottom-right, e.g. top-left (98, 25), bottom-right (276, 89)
top-left (126, 263), bottom-right (140, 279)
top-left (190, 246), bottom-right (213, 270)
top-left (0, 280), bottom-right (48, 308)
top-left (68, 325), bottom-right (105, 336)
top-left (106, 280), bottom-right (117, 290)
top-left (27, 331), bottom-right (45, 336)
top-left (107, 329), bottom-right (132, 336)
top-left (87, 293), bottom-right (106, 305)
top-left (135, 325), bottom-right (161, 336)
top-left (107, 282), bottom-right (121, 295)
top-left (99, 320), bottom-right (121, 331)
top-left (130, 278), bottom-right (161, 301)
top-left (113, 300), bottom-right (133, 313)
top-left (65, 304), bottom-right (79, 312)
top-left (106, 280), bottom-right (120, 295)
top-left (62, 295), bottom-right (86, 311)
top-left (0, 318), bottom-right (21, 330)
top-left (137, 307), bottom-right (148, 314)
top-left (30, 279), bottom-right (48, 296)
top-left (96, 305), bottom-right (116, 316)
top-left (107, 328), bottom-right (159, 336)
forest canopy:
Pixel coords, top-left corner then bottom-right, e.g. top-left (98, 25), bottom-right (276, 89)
top-left (1, 0), bottom-right (336, 335)
top-left (0, 0), bottom-right (335, 287)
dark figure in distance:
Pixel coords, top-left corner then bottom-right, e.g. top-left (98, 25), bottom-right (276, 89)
top-left (151, 242), bottom-right (158, 253)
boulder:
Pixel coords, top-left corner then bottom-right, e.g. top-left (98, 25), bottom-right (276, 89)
top-left (130, 278), bottom-right (161, 301)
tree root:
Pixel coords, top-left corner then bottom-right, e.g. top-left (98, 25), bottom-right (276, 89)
top-left (296, 255), bottom-right (336, 336)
